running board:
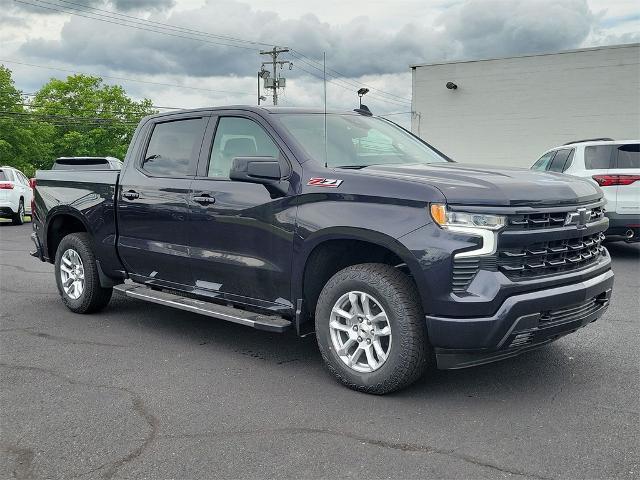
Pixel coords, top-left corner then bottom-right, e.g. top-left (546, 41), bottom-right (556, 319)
top-left (114, 284), bottom-right (292, 333)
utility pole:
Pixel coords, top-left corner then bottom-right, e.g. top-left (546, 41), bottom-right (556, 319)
top-left (259, 46), bottom-right (292, 106)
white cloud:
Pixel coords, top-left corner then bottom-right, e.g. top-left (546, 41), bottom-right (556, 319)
top-left (2, 0), bottom-right (638, 123)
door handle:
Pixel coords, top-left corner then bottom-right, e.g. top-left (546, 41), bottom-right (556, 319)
top-left (122, 190), bottom-right (140, 200)
top-left (192, 194), bottom-right (216, 206)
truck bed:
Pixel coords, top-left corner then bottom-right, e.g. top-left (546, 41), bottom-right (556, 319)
top-left (34, 169), bottom-right (122, 276)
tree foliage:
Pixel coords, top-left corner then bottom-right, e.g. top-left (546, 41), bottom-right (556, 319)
top-left (0, 65), bottom-right (157, 176)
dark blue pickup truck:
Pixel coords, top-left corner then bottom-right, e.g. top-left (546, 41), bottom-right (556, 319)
top-left (31, 106), bottom-right (614, 393)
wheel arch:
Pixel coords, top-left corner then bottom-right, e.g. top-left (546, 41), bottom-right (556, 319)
top-left (44, 207), bottom-right (93, 262)
top-left (293, 227), bottom-right (425, 331)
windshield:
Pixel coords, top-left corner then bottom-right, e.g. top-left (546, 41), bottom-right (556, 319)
top-left (276, 113), bottom-right (450, 168)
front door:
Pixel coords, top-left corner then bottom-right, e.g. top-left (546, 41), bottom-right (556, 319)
top-left (188, 114), bottom-right (297, 310)
top-left (118, 114), bottom-right (209, 288)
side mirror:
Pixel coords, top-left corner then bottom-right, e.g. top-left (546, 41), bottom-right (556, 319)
top-left (229, 156), bottom-right (289, 196)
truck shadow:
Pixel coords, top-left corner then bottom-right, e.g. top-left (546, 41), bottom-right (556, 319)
top-left (106, 294), bottom-right (585, 400)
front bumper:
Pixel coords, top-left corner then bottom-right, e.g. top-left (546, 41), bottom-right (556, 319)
top-left (428, 268), bottom-right (614, 369)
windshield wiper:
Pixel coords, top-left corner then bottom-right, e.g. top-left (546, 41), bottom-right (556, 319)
top-left (334, 165), bottom-right (370, 169)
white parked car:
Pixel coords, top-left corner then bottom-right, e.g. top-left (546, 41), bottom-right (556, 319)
top-left (531, 139), bottom-right (640, 242)
top-left (0, 166), bottom-right (33, 225)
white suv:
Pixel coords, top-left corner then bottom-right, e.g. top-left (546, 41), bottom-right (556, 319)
top-left (531, 139), bottom-right (640, 242)
top-left (0, 166), bottom-right (33, 225)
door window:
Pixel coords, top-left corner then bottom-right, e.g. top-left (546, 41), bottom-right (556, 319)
top-left (141, 118), bottom-right (207, 177)
top-left (208, 117), bottom-right (280, 178)
top-left (532, 151), bottom-right (555, 171)
top-left (548, 149), bottom-right (572, 172)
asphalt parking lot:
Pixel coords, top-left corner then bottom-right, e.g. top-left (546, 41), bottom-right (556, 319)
top-left (1, 221), bottom-right (638, 479)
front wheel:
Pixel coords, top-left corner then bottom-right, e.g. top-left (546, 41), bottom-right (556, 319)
top-left (315, 263), bottom-right (431, 394)
top-left (55, 233), bottom-right (112, 313)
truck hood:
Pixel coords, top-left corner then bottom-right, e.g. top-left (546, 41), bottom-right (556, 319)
top-left (360, 163), bottom-right (602, 207)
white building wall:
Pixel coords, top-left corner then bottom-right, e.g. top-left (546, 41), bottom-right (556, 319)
top-left (411, 44), bottom-right (640, 167)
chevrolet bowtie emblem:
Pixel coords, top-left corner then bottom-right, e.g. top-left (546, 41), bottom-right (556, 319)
top-left (565, 208), bottom-right (591, 229)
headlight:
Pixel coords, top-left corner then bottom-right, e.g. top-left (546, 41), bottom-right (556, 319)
top-left (430, 204), bottom-right (506, 230)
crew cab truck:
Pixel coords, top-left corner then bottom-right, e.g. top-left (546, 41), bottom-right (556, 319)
top-left (31, 106), bottom-right (614, 394)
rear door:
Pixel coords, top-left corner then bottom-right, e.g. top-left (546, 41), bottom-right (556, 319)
top-left (187, 113), bottom-right (297, 310)
top-left (117, 114), bottom-right (209, 288)
top-left (613, 143), bottom-right (640, 215)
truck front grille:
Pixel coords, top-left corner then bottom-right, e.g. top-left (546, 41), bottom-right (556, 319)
top-left (506, 206), bottom-right (604, 230)
top-left (450, 202), bottom-right (608, 292)
top-left (497, 232), bottom-right (605, 279)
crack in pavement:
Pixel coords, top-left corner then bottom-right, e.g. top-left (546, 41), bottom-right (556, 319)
top-left (0, 443), bottom-right (35, 479)
top-left (1, 361), bottom-right (549, 479)
top-left (0, 363), bottom-right (159, 480)
top-left (159, 427), bottom-right (551, 479)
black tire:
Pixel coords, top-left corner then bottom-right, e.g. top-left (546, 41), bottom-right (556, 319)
top-left (54, 232), bottom-right (112, 313)
top-left (11, 200), bottom-right (25, 225)
top-left (315, 263), bottom-right (431, 394)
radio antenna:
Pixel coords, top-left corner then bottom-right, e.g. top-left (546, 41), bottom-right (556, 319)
top-left (323, 52), bottom-right (328, 168)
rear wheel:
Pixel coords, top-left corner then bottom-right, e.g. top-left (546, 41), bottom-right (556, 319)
top-left (315, 263), bottom-right (430, 394)
top-left (55, 233), bottom-right (112, 313)
top-left (11, 200), bottom-right (24, 225)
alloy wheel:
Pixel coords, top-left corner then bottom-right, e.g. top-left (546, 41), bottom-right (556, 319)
top-left (328, 291), bottom-right (392, 373)
top-left (60, 249), bottom-right (85, 300)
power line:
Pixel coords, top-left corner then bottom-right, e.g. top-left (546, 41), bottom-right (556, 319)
top-left (15, 0), bottom-right (260, 51)
top-left (290, 50), bottom-right (412, 104)
top-left (13, 101), bottom-right (181, 113)
top-left (0, 59), bottom-right (254, 96)
top-left (14, 0), bottom-right (411, 107)
top-left (0, 117), bottom-right (138, 128)
top-left (289, 61), bottom-right (410, 108)
top-left (51, 0), bottom-right (411, 105)
top-left (0, 110), bottom-right (139, 123)
top-left (53, 0), bottom-right (273, 48)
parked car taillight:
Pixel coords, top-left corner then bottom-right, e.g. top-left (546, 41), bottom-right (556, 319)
top-left (29, 178), bottom-right (36, 189)
top-left (592, 175), bottom-right (640, 187)
top-left (0, 182), bottom-right (14, 189)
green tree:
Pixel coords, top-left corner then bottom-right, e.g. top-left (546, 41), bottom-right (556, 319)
top-left (0, 65), bottom-right (54, 176)
top-left (32, 74), bottom-right (157, 161)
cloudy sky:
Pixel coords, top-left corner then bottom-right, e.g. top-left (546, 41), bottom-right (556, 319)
top-left (1, 0), bottom-right (639, 124)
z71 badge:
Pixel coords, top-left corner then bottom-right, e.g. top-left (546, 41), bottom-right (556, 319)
top-left (307, 177), bottom-right (343, 188)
